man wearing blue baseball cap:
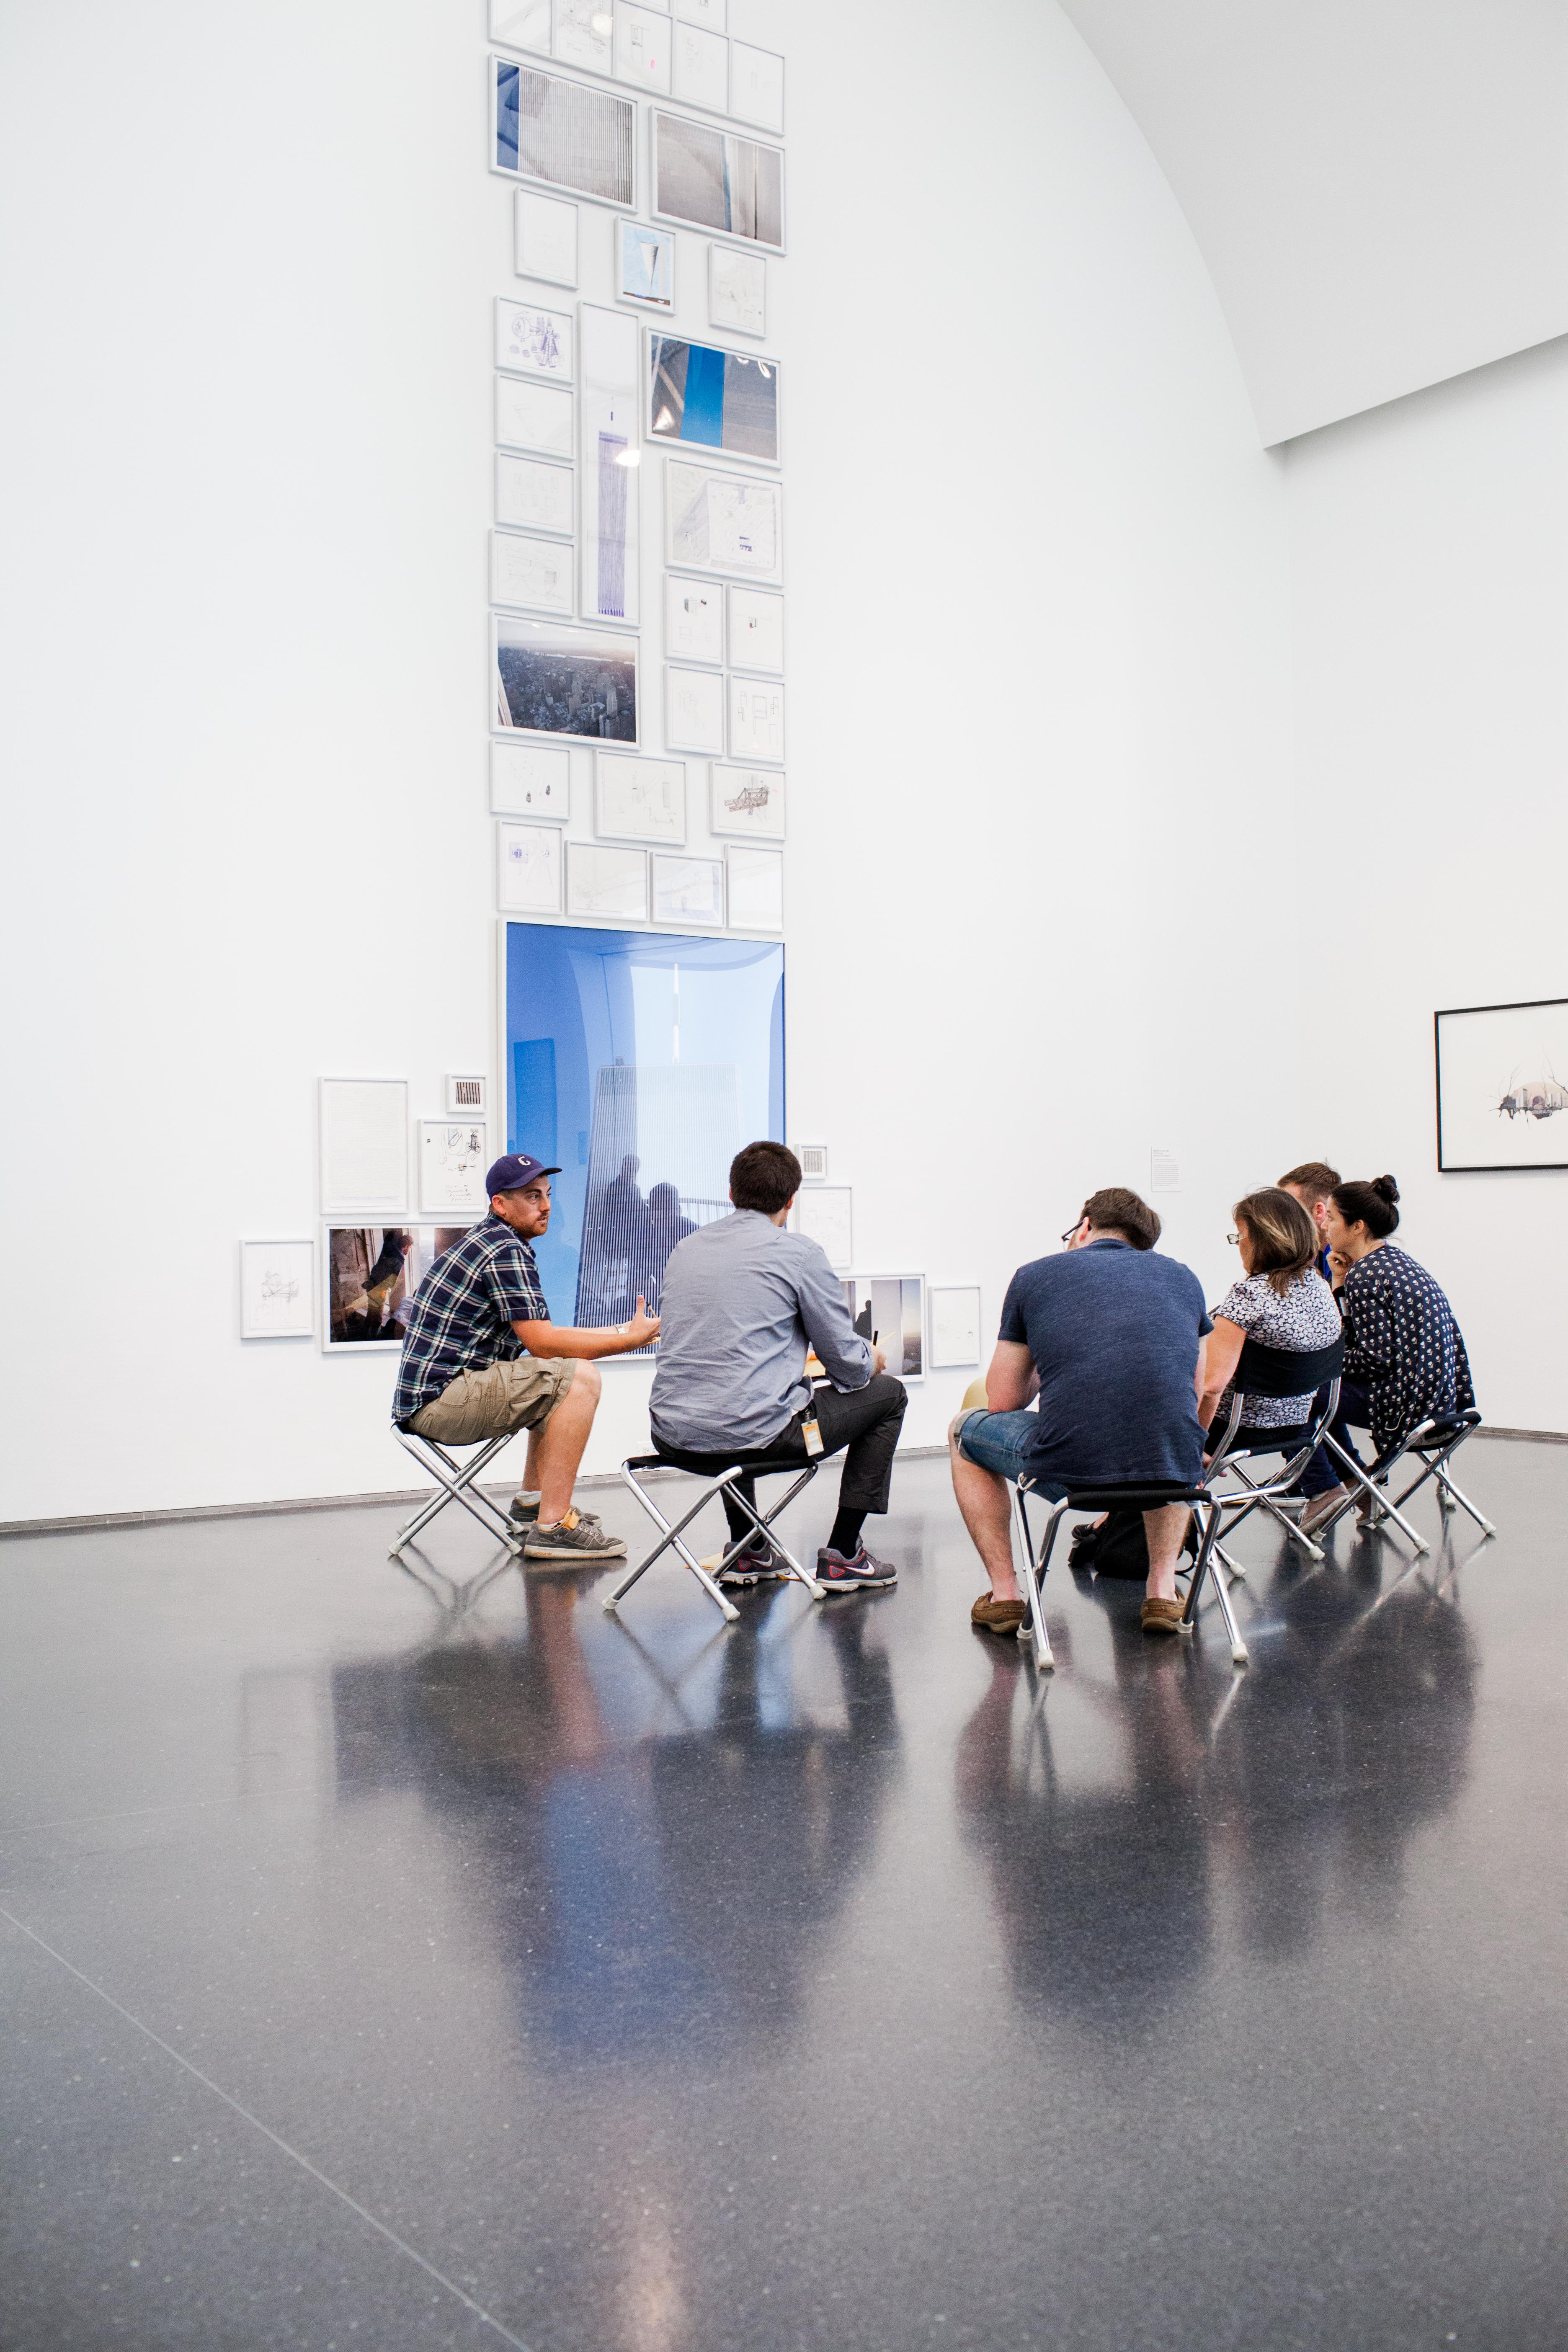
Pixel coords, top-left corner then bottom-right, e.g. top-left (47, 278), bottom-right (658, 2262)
top-left (392, 1153), bottom-right (660, 1562)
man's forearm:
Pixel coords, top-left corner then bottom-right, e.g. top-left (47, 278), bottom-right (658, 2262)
top-left (514, 1321), bottom-right (644, 1360)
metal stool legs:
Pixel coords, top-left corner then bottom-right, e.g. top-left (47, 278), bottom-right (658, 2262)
top-left (1011, 1483), bottom-right (1060, 1674)
top-left (389, 1429), bottom-right (525, 1559)
top-left (606, 1457), bottom-right (826, 1624)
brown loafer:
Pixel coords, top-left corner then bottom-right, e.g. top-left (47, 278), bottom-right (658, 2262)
top-left (1140, 1596), bottom-right (1189, 1635)
top-left (971, 1590), bottom-right (1026, 1636)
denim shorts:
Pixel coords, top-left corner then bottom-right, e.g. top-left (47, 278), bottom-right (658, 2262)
top-left (955, 1408), bottom-right (1068, 1501)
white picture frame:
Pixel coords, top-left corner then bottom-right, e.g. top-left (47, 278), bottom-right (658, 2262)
top-left (710, 764), bottom-right (785, 838)
top-left (614, 3), bottom-right (672, 94)
top-left (729, 41), bottom-right (784, 134)
top-left (491, 529), bottom-right (575, 616)
top-left (665, 572), bottom-right (723, 663)
top-left (491, 0), bottom-right (551, 53)
top-left (596, 752), bottom-right (686, 843)
top-left (725, 844), bottom-right (783, 931)
top-left (493, 615), bottom-right (640, 745)
top-left (616, 217), bottom-right (677, 310)
top-left (418, 1120), bottom-right (491, 1217)
top-left (673, 0), bottom-right (725, 27)
top-left (495, 373), bottom-right (575, 459)
top-left (239, 1239), bottom-right (316, 1340)
top-left (708, 243), bottom-right (766, 338)
top-left (323, 1223), bottom-right (474, 1354)
top-left (794, 1142), bottom-right (828, 1182)
top-left (495, 294), bottom-right (575, 381)
top-left (673, 20), bottom-right (727, 111)
top-left (665, 663), bottom-right (726, 755)
top-left (665, 456), bottom-right (782, 582)
top-left (319, 1077), bottom-right (409, 1216)
top-left (647, 334), bottom-right (781, 466)
top-left (553, 0), bottom-right (612, 75)
top-left (651, 852), bottom-right (724, 927)
top-left (492, 57), bottom-right (635, 210)
top-left (653, 111), bottom-right (784, 252)
top-left (729, 675), bottom-right (784, 763)
top-left (567, 840), bottom-right (649, 922)
top-left (843, 1274), bottom-right (926, 1383)
top-left (514, 188), bottom-right (579, 286)
top-left (794, 1186), bottom-right (851, 1269)
top-left (496, 452), bottom-right (574, 536)
top-left (929, 1285), bottom-right (983, 1369)
top-left (490, 739), bottom-right (571, 819)
top-left (578, 302), bottom-right (640, 626)
top-left (727, 584), bottom-right (783, 672)
top-left (498, 819), bottom-right (565, 913)
top-left (446, 1074), bottom-right (489, 1114)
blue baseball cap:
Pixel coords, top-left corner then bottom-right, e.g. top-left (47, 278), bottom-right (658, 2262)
top-left (485, 1152), bottom-right (561, 1198)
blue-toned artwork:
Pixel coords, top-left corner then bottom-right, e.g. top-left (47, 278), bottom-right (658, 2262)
top-left (648, 337), bottom-right (779, 463)
top-left (504, 922), bottom-right (785, 1328)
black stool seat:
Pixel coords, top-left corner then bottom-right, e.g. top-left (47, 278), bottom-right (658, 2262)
top-left (1054, 1480), bottom-right (1209, 1512)
top-left (627, 1445), bottom-right (806, 1478)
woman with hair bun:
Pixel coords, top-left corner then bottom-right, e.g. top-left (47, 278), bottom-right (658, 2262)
top-left (1297, 1174), bottom-right (1475, 1534)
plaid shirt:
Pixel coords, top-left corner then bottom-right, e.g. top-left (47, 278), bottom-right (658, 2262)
top-left (392, 1216), bottom-right (549, 1424)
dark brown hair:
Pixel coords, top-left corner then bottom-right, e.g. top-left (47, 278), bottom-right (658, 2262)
top-left (1331, 1173), bottom-right (1400, 1240)
top-left (1277, 1160), bottom-right (1341, 1206)
top-left (1081, 1187), bottom-right (1161, 1251)
top-left (730, 1140), bottom-right (802, 1215)
top-left (1234, 1186), bottom-right (1318, 1297)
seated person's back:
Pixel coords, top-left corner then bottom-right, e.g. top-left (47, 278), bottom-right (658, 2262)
top-left (1201, 1186), bottom-right (1341, 1443)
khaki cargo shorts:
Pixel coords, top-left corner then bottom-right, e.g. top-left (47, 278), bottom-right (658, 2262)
top-left (408, 1357), bottom-right (576, 1446)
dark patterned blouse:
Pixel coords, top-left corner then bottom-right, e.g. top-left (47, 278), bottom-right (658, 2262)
top-left (1339, 1243), bottom-right (1475, 1452)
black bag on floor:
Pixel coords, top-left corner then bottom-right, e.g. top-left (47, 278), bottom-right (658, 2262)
top-left (1068, 1511), bottom-right (1199, 1579)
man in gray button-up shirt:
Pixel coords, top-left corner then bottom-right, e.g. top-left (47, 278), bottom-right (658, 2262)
top-left (650, 1142), bottom-right (908, 1589)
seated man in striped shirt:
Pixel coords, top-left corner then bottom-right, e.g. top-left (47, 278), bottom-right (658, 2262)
top-left (392, 1153), bottom-right (658, 1562)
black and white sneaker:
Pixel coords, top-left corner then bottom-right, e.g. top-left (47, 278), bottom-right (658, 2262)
top-left (523, 1508), bottom-right (627, 1562)
top-left (705, 1532), bottom-right (787, 1587)
top-left (815, 1543), bottom-right (898, 1591)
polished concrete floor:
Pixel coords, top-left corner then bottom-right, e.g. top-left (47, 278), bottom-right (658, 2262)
top-left (1, 1443), bottom-right (1563, 2352)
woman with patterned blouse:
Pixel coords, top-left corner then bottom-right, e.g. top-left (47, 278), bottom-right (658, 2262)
top-left (1199, 1186), bottom-right (1341, 1449)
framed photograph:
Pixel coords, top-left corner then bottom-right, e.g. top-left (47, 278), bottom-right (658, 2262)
top-left (553, 0), bottom-right (612, 74)
top-left (648, 335), bottom-right (779, 464)
top-left (729, 676), bottom-right (784, 763)
top-left (578, 304), bottom-right (640, 625)
top-left (495, 294), bottom-right (575, 381)
top-left (495, 373), bottom-right (574, 459)
top-left (673, 20), bottom-right (727, 110)
top-left (614, 3), bottom-right (672, 93)
top-left (665, 456), bottom-right (782, 581)
top-left (496, 452), bottom-right (573, 536)
top-left (597, 752), bottom-right (686, 843)
top-left (709, 243), bottom-right (766, 338)
top-left (726, 844), bottom-right (782, 931)
top-left (665, 663), bottom-right (725, 755)
top-left (794, 1186), bottom-right (851, 1269)
top-left (616, 218), bottom-right (676, 310)
top-left (653, 111), bottom-right (784, 250)
top-left (494, 615), bottom-right (638, 743)
top-left (929, 1285), bottom-right (983, 1369)
top-left (729, 41), bottom-right (784, 133)
top-left (567, 840), bottom-right (648, 922)
top-left (491, 738), bottom-right (571, 818)
top-left (710, 765), bottom-right (784, 838)
top-left (794, 1142), bottom-right (828, 1181)
top-left (491, 0), bottom-right (551, 52)
top-left (498, 819), bottom-right (565, 913)
top-left (239, 1239), bottom-right (315, 1340)
top-left (446, 1074), bottom-right (488, 1114)
top-left (1434, 996), bottom-right (1568, 1169)
top-left (514, 188), bottom-right (578, 286)
top-left (324, 1224), bottom-right (472, 1353)
top-left (843, 1275), bottom-right (926, 1382)
top-left (665, 572), bottom-right (723, 663)
top-left (418, 1120), bottom-right (490, 1217)
top-left (493, 58), bottom-right (635, 209)
top-left (491, 529), bottom-right (574, 616)
top-left (652, 852), bottom-right (724, 927)
top-left (727, 584), bottom-right (782, 672)
top-left (319, 1077), bottom-right (408, 1216)
top-left (674, 0), bottom-right (725, 26)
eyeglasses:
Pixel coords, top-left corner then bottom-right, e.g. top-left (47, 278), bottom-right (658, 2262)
top-left (1227, 1232), bottom-right (1240, 1246)
top-left (1061, 1222), bottom-right (1082, 1246)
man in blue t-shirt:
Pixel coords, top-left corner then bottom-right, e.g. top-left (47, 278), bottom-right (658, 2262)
top-left (950, 1187), bottom-right (1211, 1638)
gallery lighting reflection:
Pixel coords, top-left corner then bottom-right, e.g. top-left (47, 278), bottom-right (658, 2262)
top-left (615, 447), bottom-right (641, 466)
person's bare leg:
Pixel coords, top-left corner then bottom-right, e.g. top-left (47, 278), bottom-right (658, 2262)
top-left (949, 1417), bottom-right (1018, 1599)
top-left (532, 1363), bottom-right (602, 1522)
top-left (1143, 1503), bottom-right (1191, 1604)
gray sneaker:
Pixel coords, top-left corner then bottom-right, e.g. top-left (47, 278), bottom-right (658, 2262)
top-left (508, 1492), bottom-right (541, 1528)
top-left (815, 1543), bottom-right (897, 1591)
top-left (706, 1532), bottom-right (787, 1587)
top-left (523, 1507), bottom-right (627, 1562)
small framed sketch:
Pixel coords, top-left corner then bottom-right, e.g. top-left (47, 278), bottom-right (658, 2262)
top-left (1434, 996), bottom-right (1568, 1169)
top-left (794, 1143), bottom-right (828, 1182)
top-left (496, 452), bottom-right (573, 536)
top-left (493, 60), bottom-right (635, 210)
top-left (491, 738), bottom-right (570, 819)
top-left (568, 841), bottom-right (648, 922)
top-left (710, 764), bottom-right (784, 838)
top-left (239, 1239), bottom-right (315, 1340)
top-left (729, 676), bottom-right (784, 762)
top-left (709, 244), bottom-right (766, 338)
top-left (446, 1074), bottom-right (488, 1114)
top-left (726, 844), bottom-right (783, 931)
top-left (727, 584), bottom-right (782, 671)
top-left (652, 853), bottom-right (724, 927)
top-left (648, 337), bottom-right (779, 464)
top-left (794, 1186), bottom-right (851, 1269)
top-left (554, 0), bottom-right (612, 74)
top-left (324, 1225), bottom-right (473, 1352)
top-left (929, 1285), bottom-right (983, 1368)
top-left (514, 189), bottom-right (578, 286)
top-left (418, 1121), bottom-right (490, 1217)
top-left (665, 457), bottom-right (782, 582)
top-left (730, 42), bottom-right (784, 134)
top-left (490, 0), bottom-right (550, 52)
top-left (617, 219), bottom-right (676, 311)
top-left (319, 1077), bottom-right (408, 1217)
top-left (494, 616), bottom-right (638, 744)
top-left (498, 820), bottom-right (564, 914)
top-left (491, 529), bottom-right (574, 616)
top-left (653, 112), bottom-right (784, 252)
top-left (614, 4), bottom-right (672, 94)
top-left (842, 1275), bottom-right (926, 1382)
top-left (596, 752), bottom-right (686, 843)
top-left (495, 294), bottom-right (574, 381)
top-left (665, 573), bottom-right (723, 664)
top-left (674, 0), bottom-right (725, 26)
top-left (495, 374), bottom-right (574, 459)
top-left (666, 663), bottom-right (726, 754)
top-left (673, 21), bottom-right (727, 111)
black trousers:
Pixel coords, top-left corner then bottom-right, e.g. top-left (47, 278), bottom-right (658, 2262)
top-left (655, 1375), bottom-right (909, 1542)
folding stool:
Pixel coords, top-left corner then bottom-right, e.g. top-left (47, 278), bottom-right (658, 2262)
top-left (1203, 1333), bottom-right (1347, 1572)
top-left (1011, 1471), bottom-right (1236, 1671)
top-left (606, 1448), bottom-right (825, 1624)
top-left (1307, 1404), bottom-right (1493, 1551)
top-left (388, 1426), bottom-right (527, 1560)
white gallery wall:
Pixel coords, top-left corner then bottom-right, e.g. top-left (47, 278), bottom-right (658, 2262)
top-left (0, 0), bottom-right (1301, 1521)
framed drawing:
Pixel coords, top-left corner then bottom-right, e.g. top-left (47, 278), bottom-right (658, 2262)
top-left (929, 1285), bottom-right (983, 1368)
top-left (495, 374), bottom-right (574, 459)
top-left (729, 41), bottom-right (784, 133)
top-left (514, 188), bottom-right (578, 285)
top-left (673, 21), bottom-right (727, 111)
top-left (665, 456), bottom-right (782, 581)
top-left (726, 844), bottom-right (782, 931)
top-left (495, 294), bottom-right (574, 381)
top-left (446, 1074), bottom-right (488, 1114)
top-left (491, 529), bottom-right (574, 616)
top-left (673, 0), bottom-right (725, 25)
top-left (665, 663), bottom-right (725, 754)
top-left (239, 1239), bottom-right (315, 1339)
top-left (323, 1225), bottom-right (472, 1352)
top-left (711, 766), bottom-right (784, 838)
top-left (491, 738), bottom-right (571, 818)
top-left (498, 819), bottom-right (565, 913)
top-left (1434, 996), bottom-right (1568, 1169)
top-left (567, 841), bottom-right (648, 922)
top-left (652, 853), bottom-right (724, 927)
top-left (578, 303), bottom-right (640, 625)
top-left (614, 3), bottom-right (671, 93)
top-left (496, 452), bottom-right (573, 536)
top-left (794, 1186), bottom-right (851, 1269)
top-left (553, 0), bottom-right (612, 74)
top-left (418, 1120), bottom-right (490, 1217)
top-left (494, 616), bottom-right (638, 743)
top-left (709, 243), bottom-right (765, 338)
top-left (616, 218), bottom-right (676, 310)
top-left (665, 573), bottom-right (723, 663)
top-left (794, 1143), bottom-right (828, 1181)
top-left (596, 752), bottom-right (686, 843)
top-left (652, 112), bottom-right (784, 251)
top-left (319, 1077), bottom-right (408, 1216)
top-left (493, 59), bottom-right (635, 209)
top-left (727, 584), bottom-right (782, 671)
top-left (648, 336), bottom-right (779, 464)
top-left (842, 1275), bottom-right (926, 1382)
top-left (490, 0), bottom-right (551, 52)
top-left (729, 676), bottom-right (784, 763)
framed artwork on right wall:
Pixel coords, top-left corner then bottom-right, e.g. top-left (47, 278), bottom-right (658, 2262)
top-left (1434, 995), bottom-right (1568, 1169)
